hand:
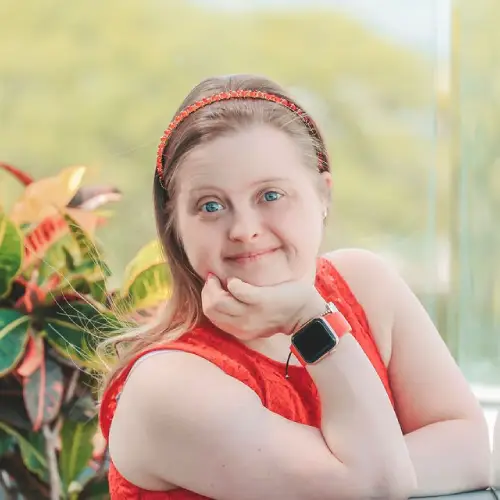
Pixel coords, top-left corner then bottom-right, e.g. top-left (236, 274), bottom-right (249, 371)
top-left (201, 274), bottom-right (327, 341)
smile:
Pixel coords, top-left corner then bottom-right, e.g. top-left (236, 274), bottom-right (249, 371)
top-left (226, 248), bottom-right (279, 264)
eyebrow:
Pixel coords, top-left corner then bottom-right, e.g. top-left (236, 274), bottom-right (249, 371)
top-left (188, 177), bottom-right (291, 194)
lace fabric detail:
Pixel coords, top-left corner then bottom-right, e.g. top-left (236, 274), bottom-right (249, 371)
top-left (100, 257), bottom-right (393, 499)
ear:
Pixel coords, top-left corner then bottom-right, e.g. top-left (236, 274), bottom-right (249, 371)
top-left (321, 171), bottom-right (333, 190)
top-left (319, 171), bottom-right (333, 205)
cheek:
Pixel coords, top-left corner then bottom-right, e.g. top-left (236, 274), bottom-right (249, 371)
top-left (176, 216), bottom-right (222, 274)
top-left (272, 196), bottom-right (323, 246)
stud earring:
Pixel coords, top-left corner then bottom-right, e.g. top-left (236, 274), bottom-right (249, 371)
top-left (322, 210), bottom-right (328, 219)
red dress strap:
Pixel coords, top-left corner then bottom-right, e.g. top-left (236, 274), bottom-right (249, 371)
top-left (316, 257), bottom-right (394, 405)
top-left (99, 331), bottom-right (262, 441)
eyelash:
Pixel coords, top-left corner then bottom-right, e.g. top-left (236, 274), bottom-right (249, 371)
top-left (199, 190), bottom-right (284, 214)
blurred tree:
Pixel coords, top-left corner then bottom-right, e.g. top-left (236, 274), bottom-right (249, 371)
top-left (0, 0), bottom-right (433, 281)
top-left (0, 0), bottom-right (498, 385)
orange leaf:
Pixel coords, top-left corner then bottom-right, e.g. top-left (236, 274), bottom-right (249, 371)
top-left (65, 208), bottom-right (104, 236)
top-left (9, 165), bottom-right (86, 225)
top-left (23, 343), bottom-right (64, 431)
top-left (23, 215), bottom-right (68, 269)
top-left (16, 334), bottom-right (44, 377)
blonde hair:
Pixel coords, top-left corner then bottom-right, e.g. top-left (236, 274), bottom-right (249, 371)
top-left (98, 74), bottom-right (330, 393)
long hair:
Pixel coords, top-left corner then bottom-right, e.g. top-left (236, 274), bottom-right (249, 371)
top-left (97, 74), bottom-right (329, 393)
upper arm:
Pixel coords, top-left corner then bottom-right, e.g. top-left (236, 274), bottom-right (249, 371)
top-left (109, 351), bottom-right (349, 500)
top-left (326, 248), bottom-right (486, 434)
top-left (385, 257), bottom-right (486, 433)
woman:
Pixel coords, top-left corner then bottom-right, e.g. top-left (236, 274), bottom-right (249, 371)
top-left (98, 74), bottom-right (490, 499)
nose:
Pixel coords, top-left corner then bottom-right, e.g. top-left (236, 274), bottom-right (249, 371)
top-left (228, 207), bottom-right (262, 242)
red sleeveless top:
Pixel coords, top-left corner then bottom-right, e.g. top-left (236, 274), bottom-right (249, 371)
top-left (99, 258), bottom-right (394, 499)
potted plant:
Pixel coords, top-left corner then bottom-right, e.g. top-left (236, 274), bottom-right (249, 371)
top-left (0, 163), bottom-right (171, 500)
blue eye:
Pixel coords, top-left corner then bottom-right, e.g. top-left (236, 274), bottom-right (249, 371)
top-left (201, 201), bottom-right (223, 213)
top-left (263, 191), bottom-right (282, 202)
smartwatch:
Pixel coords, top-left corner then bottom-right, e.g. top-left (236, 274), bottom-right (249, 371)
top-left (289, 302), bottom-right (351, 366)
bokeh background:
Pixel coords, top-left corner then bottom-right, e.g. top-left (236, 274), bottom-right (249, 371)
top-left (1, 0), bottom-right (498, 425)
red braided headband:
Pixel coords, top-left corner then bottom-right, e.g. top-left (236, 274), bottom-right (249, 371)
top-left (156, 89), bottom-right (328, 185)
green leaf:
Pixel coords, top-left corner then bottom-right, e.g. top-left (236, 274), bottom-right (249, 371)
top-left (79, 474), bottom-right (110, 500)
top-left (38, 233), bottom-right (109, 290)
top-left (88, 279), bottom-right (107, 303)
top-left (0, 428), bottom-right (16, 457)
top-left (44, 301), bottom-right (117, 365)
top-left (60, 417), bottom-right (97, 493)
top-left (19, 430), bottom-right (50, 483)
top-left (34, 212), bottom-right (110, 295)
top-left (0, 209), bottom-right (23, 298)
top-left (121, 240), bottom-right (166, 291)
top-left (23, 345), bottom-right (64, 431)
top-left (36, 231), bottom-right (74, 283)
top-left (117, 239), bottom-right (171, 313)
top-left (62, 392), bottom-right (98, 423)
top-left (0, 309), bottom-right (30, 377)
top-left (0, 377), bottom-right (32, 430)
top-left (0, 421), bottom-right (48, 481)
top-left (63, 212), bottom-right (110, 277)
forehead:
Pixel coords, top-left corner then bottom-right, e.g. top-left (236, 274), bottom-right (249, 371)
top-left (176, 125), bottom-right (310, 193)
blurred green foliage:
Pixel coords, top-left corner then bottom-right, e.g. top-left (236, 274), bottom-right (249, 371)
top-left (0, 0), bottom-right (498, 383)
top-left (0, 0), bottom-right (434, 275)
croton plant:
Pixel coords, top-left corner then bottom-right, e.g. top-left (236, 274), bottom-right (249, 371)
top-left (0, 163), bottom-right (171, 500)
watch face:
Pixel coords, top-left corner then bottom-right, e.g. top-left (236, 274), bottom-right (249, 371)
top-left (292, 318), bottom-right (338, 364)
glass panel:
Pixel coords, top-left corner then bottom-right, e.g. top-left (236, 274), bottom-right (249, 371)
top-left (449, 0), bottom-right (500, 386)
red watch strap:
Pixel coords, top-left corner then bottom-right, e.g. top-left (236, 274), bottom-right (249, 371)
top-left (290, 344), bottom-right (307, 367)
top-left (324, 310), bottom-right (351, 338)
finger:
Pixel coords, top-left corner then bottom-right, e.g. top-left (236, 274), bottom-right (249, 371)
top-left (203, 273), bottom-right (224, 294)
top-left (202, 275), bottom-right (245, 316)
top-left (213, 296), bottom-right (247, 317)
top-left (226, 278), bottom-right (263, 305)
top-left (201, 274), bottom-right (223, 311)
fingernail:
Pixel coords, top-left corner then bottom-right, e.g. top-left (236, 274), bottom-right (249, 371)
top-left (206, 272), bottom-right (215, 281)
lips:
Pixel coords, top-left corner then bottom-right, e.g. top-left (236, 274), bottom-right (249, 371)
top-left (225, 247), bottom-right (279, 264)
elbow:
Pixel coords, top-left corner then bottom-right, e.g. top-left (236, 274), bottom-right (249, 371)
top-left (357, 453), bottom-right (417, 500)
top-left (360, 466), bottom-right (416, 500)
top-left (329, 463), bottom-right (417, 500)
top-left (371, 471), bottom-right (417, 500)
top-left (470, 445), bottom-right (493, 490)
top-left (292, 460), bottom-right (416, 500)
top-left (461, 417), bottom-right (493, 490)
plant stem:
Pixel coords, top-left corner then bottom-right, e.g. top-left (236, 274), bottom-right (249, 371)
top-left (64, 370), bottom-right (80, 404)
top-left (0, 470), bottom-right (18, 500)
top-left (42, 424), bottom-right (62, 500)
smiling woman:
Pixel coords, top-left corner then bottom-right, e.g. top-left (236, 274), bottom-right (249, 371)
top-left (97, 74), bottom-right (491, 500)
top-left (176, 125), bottom-right (326, 288)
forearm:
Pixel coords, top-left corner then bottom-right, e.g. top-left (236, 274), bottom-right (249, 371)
top-left (404, 418), bottom-right (491, 497)
top-left (308, 334), bottom-right (416, 498)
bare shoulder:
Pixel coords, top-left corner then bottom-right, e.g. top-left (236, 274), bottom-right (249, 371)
top-left (323, 248), bottom-right (401, 290)
top-left (322, 248), bottom-right (401, 364)
top-left (108, 350), bottom-right (262, 492)
top-left (108, 349), bottom-right (345, 499)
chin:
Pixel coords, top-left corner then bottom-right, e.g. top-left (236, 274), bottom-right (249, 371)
top-left (246, 275), bottom-right (289, 287)
top-left (229, 262), bottom-right (306, 287)
top-left (231, 269), bottom-right (288, 287)
top-left (219, 253), bottom-right (316, 287)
